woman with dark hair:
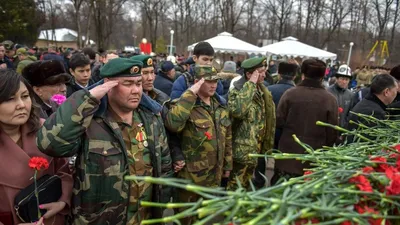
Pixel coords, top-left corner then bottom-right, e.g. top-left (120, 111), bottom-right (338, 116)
top-left (0, 69), bottom-right (72, 225)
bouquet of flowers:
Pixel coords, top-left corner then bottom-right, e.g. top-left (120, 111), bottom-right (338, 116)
top-left (126, 113), bottom-right (400, 225)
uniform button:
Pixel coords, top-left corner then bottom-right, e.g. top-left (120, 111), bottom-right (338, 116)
top-left (103, 150), bottom-right (108, 155)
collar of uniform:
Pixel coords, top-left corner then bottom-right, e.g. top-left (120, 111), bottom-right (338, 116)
top-left (106, 104), bottom-right (132, 129)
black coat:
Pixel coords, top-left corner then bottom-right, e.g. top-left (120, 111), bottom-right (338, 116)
top-left (154, 71), bottom-right (174, 97)
top-left (267, 79), bottom-right (295, 109)
top-left (347, 93), bottom-right (387, 131)
top-left (66, 77), bottom-right (95, 97)
top-left (328, 83), bottom-right (355, 128)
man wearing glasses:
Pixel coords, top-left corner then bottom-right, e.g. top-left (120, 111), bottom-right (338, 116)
top-left (228, 57), bottom-right (276, 190)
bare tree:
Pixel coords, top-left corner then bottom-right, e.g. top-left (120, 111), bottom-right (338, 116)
top-left (262, 0), bottom-right (294, 41)
top-left (218, 0), bottom-right (247, 34)
top-left (372, 0), bottom-right (394, 39)
top-left (71, 0), bottom-right (85, 48)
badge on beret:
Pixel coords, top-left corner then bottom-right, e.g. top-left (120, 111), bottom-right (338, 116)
top-left (262, 60), bottom-right (267, 66)
top-left (147, 58), bottom-right (153, 66)
top-left (131, 66), bottom-right (140, 74)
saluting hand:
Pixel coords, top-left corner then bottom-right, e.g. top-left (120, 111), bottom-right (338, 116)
top-left (89, 80), bottom-right (119, 100)
top-left (249, 70), bottom-right (260, 84)
top-left (190, 78), bottom-right (205, 95)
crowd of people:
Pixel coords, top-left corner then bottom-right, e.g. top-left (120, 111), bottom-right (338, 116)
top-left (0, 39), bottom-right (399, 225)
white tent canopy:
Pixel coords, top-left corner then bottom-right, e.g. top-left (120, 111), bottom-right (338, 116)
top-left (38, 28), bottom-right (95, 44)
top-left (187, 32), bottom-right (264, 55)
top-left (261, 36), bottom-right (337, 60)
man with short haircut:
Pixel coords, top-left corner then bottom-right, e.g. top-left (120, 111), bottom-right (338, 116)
top-left (66, 53), bottom-right (95, 97)
top-left (170, 42), bottom-right (224, 100)
top-left (0, 44), bottom-right (13, 69)
top-left (272, 59), bottom-right (339, 184)
top-left (349, 74), bottom-right (398, 130)
top-left (37, 58), bottom-right (173, 225)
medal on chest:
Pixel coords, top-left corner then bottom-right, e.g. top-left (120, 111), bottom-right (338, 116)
top-left (135, 123), bottom-right (148, 148)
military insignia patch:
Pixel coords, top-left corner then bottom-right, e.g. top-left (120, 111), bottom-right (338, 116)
top-left (212, 67), bottom-right (216, 72)
top-left (131, 66), bottom-right (140, 74)
top-left (147, 58), bottom-right (153, 66)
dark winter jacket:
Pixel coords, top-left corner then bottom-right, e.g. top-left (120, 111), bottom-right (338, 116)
top-left (348, 93), bottom-right (388, 130)
top-left (267, 79), bottom-right (296, 109)
top-left (154, 71), bottom-right (174, 96)
top-left (0, 56), bottom-right (13, 69)
top-left (328, 83), bottom-right (355, 128)
top-left (267, 79), bottom-right (296, 148)
top-left (66, 77), bottom-right (95, 97)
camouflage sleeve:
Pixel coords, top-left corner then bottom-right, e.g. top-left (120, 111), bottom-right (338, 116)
top-left (223, 124), bottom-right (233, 171)
top-left (228, 81), bottom-right (257, 119)
top-left (165, 90), bottom-right (197, 133)
top-left (160, 125), bottom-right (173, 178)
top-left (36, 90), bottom-right (100, 157)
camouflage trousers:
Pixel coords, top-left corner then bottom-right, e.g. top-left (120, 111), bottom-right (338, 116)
top-left (127, 206), bottom-right (151, 225)
top-left (227, 162), bottom-right (255, 190)
top-left (175, 189), bottom-right (200, 225)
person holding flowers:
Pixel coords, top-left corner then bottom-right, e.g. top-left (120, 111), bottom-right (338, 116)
top-left (165, 65), bottom-right (232, 224)
top-left (0, 69), bottom-right (72, 225)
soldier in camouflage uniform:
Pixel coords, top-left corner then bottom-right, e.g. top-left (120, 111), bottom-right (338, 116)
top-left (228, 57), bottom-right (276, 190)
top-left (165, 65), bottom-right (233, 224)
top-left (36, 58), bottom-right (173, 225)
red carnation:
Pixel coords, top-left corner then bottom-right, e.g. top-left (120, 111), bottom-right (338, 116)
top-left (370, 156), bottom-right (389, 172)
top-left (204, 131), bottom-right (212, 140)
top-left (338, 107), bottom-right (344, 114)
top-left (340, 221), bottom-right (353, 225)
top-left (28, 157), bottom-right (49, 171)
top-left (304, 171), bottom-right (313, 176)
top-left (349, 175), bottom-right (373, 193)
top-left (362, 166), bottom-right (374, 174)
top-left (394, 144), bottom-right (400, 152)
top-left (386, 173), bottom-right (400, 195)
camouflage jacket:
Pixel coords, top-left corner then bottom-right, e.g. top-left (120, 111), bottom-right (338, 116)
top-left (229, 77), bottom-right (276, 167)
top-left (36, 88), bottom-right (173, 225)
top-left (148, 88), bottom-right (185, 162)
top-left (165, 90), bottom-right (232, 187)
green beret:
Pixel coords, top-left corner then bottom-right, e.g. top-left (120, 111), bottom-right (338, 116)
top-left (130, 55), bottom-right (154, 68)
top-left (242, 57), bottom-right (267, 70)
top-left (100, 58), bottom-right (143, 78)
top-left (194, 65), bottom-right (219, 81)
